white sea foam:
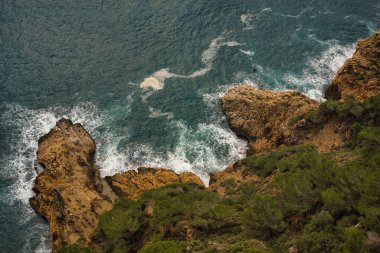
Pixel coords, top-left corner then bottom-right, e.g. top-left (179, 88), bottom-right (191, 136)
top-left (241, 7), bottom-right (310, 31)
top-left (139, 35), bottom-right (243, 90)
top-left (148, 107), bottom-right (174, 119)
top-left (96, 134), bottom-right (128, 176)
top-left (284, 41), bottom-right (355, 100)
top-left (240, 13), bottom-right (254, 30)
top-left (108, 120), bottom-right (247, 186)
top-left (233, 71), bottom-right (261, 88)
top-left (169, 121), bottom-right (247, 184)
top-left (200, 85), bottom-right (238, 123)
top-left (140, 69), bottom-right (181, 90)
top-left (239, 49), bottom-right (255, 56)
top-left (240, 8), bottom-right (272, 30)
top-left (141, 90), bottom-right (155, 103)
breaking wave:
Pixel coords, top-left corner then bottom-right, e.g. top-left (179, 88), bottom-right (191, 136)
top-left (117, 121), bottom-right (247, 185)
top-left (284, 41), bottom-right (355, 100)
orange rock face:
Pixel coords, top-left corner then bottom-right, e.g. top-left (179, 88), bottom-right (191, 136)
top-left (325, 30), bottom-right (380, 101)
top-left (30, 119), bottom-right (203, 251)
top-left (106, 167), bottom-right (203, 200)
top-left (30, 119), bottom-right (113, 251)
top-left (221, 85), bottom-right (319, 153)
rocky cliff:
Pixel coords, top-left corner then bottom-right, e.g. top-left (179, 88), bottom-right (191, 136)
top-left (30, 119), bottom-right (113, 251)
top-left (30, 119), bottom-right (203, 251)
top-left (325, 30), bottom-right (380, 101)
top-left (221, 85), bottom-right (348, 153)
top-left (221, 86), bottom-right (319, 153)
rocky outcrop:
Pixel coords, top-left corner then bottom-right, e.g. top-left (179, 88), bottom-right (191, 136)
top-left (30, 119), bottom-right (203, 251)
top-left (325, 30), bottom-right (380, 101)
top-left (30, 119), bottom-right (113, 251)
top-left (105, 167), bottom-right (203, 200)
top-left (221, 31), bottom-right (380, 153)
top-left (221, 85), bottom-right (323, 153)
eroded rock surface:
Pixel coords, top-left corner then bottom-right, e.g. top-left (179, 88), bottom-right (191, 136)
top-left (106, 167), bottom-right (203, 199)
top-left (221, 85), bottom-right (320, 153)
top-left (30, 119), bottom-right (113, 251)
top-left (30, 119), bottom-right (204, 251)
top-left (325, 29), bottom-right (380, 101)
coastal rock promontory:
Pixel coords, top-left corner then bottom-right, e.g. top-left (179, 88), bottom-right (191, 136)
top-left (30, 119), bottom-right (113, 251)
top-left (30, 119), bottom-right (203, 251)
top-left (221, 85), bottom-right (320, 153)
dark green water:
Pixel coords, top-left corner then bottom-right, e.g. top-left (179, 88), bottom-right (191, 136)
top-left (0, 0), bottom-right (379, 252)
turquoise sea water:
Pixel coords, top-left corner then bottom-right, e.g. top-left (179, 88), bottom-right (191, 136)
top-left (0, 0), bottom-right (379, 252)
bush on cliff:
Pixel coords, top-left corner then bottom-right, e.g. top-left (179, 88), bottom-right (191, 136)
top-left (295, 95), bottom-right (380, 126)
top-left (57, 244), bottom-right (96, 253)
top-left (98, 199), bottom-right (142, 240)
top-left (137, 241), bottom-right (185, 253)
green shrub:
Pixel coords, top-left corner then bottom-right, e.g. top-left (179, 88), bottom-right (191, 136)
top-left (319, 100), bottom-right (340, 115)
top-left (296, 212), bottom-right (343, 253)
top-left (295, 230), bottom-right (340, 253)
top-left (358, 171), bottom-right (380, 232)
top-left (242, 248), bottom-right (269, 253)
top-left (304, 211), bottom-right (335, 233)
top-left (145, 184), bottom-right (236, 229)
top-left (305, 95), bottom-right (380, 126)
top-left (241, 155), bottom-right (278, 177)
top-left (363, 95), bottom-right (380, 113)
top-left (305, 110), bottom-right (322, 124)
top-left (137, 241), bottom-right (185, 253)
top-left (241, 145), bottom-right (319, 177)
top-left (221, 178), bottom-right (236, 188)
top-left (57, 244), bottom-right (96, 253)
top-left (322, 187), bottom-right (347, 216)
top-left (289, 114), bottom-right (304, 125)
top-left (97, 198), bottom-right (142, 240)
top-left (340, 228), bottom-right (368, 253)
top-left (242, 194), bottom-right (285, 238)
top-left (337, 95), bottom-right (363, 117)
top-left (274, 169), bottom-right (320, 214)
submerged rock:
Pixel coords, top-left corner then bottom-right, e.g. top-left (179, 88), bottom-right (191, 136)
top-left (325, 30), bottom-right (380, 101)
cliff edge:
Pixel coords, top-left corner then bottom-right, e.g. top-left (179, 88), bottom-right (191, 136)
top-left (325, 30), bottom-right (380, 101)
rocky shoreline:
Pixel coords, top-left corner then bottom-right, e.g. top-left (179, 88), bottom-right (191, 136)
top-left (30, 30), bottom-right (380, 252)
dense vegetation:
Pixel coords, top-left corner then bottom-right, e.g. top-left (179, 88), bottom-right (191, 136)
top-left (58, 96), bottom-right (380, 253)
